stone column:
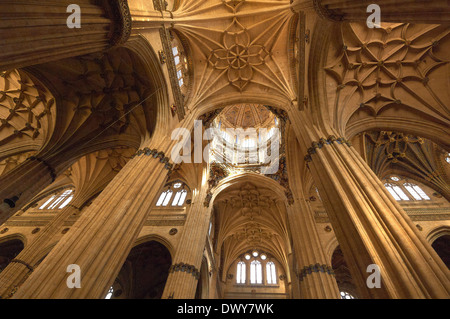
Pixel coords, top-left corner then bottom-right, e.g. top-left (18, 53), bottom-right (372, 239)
top-left (288, 253), bottom-right (301, 299)
top-left (11, 144), bottom-right (174, 299)
top-left (283, 200), bottom-right (340, 299)
top-left (303, 134), bottom-right (450, 298)
top-left (0, 0), bottom-right (131, 71)
top-left (0, 156), bottom-right (69, 224)
top-left (162, 166), bottom-right (212, 299)
top-left (0, 148), bottom-right (133, 298)
top-left (208, 257), bottom-right (220, 299)
top-left (312, 0), bottom-right (450, 24)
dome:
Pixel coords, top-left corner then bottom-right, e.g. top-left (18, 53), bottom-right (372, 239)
top-left (217, 104), bottom-right (276, 130)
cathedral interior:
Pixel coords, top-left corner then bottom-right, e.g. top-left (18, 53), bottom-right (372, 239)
top-left (0, 0), bottom-right (449, 299)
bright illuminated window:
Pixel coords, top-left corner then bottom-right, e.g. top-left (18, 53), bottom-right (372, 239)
top-left (105, 286), bottom-right (114, 299)
top-left (156, 190), bottom-right (173, 206)
top-left (235, 251), bottom-right (279, 286)
top-left (171, 36), bottom-right (189, 91)
top-left (404, 183), bottom-right (430, 200)
top-left (384, 183), bottom-right (409, 201)
top-left (266, 262), bottom-right (277, 284)
top-left (385, 176), bottom-right (431, 201)
top-left (236, 261), bottom-right (246, 284)
top-left (340, 291), bottom-right (355, 299)
top-left (39, 189), bottom-right (74, 210)
top-left (39, 196), bottom-right (55, 210)
top-left (250, 260), bottom-right (262, 284)
top-left (172, 189), bottom-right (187, 206)
top-left (156, 182), bottom-right (189, 207)
top-left (385, 184), bottom-right (401, 201)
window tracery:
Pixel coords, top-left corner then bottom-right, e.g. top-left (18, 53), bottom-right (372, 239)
top-left (155, 181), bottom-right (190, 207)
top-left (340, 291), bottom-right (355, 299)
top-left (235, 250), bottom-right (278, 286)
top-left (236, 261), bottom-right (246, 284)
top-left (171, 35), bottom-right (189, 94)
top-left (384, 176), bottom-right (430, 201)
top-left (105, 286), bottom-right (114, 299)
top-left (38, 189), bottom-right (74, 210)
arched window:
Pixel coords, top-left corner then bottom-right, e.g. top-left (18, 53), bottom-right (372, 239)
top-left (171, 34), bottom-right (189, 93)
top-left (236, 261), bottom-right (246, 284)
top-left (172, 189), bottom-right (187, 206)
top-left (384, 176), bottom-right (431, 201)
top-left (234, 250), bottom-right (279, 286)
top-left (155, 181), bottom-right (190, 207)
top-left (266, 261), bottom-right (277, 284)
top-left (250, 260), bottom-right (262, 284)
top-left (39, 189), bottom-right (74, 210)
top-left (340, 291), bottom-right (355, 299)
top-left (156, 189), bottom-right (173, 207)
top-left (403, 183), bottom-right (430, 200)
top-left (105, 286), bottom-right (114, 299)
top-left (445, 153), bottom-right (450, 164)
top-left (384, 182), bottom-right (409, 201)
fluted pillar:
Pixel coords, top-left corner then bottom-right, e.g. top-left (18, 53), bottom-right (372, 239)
top-left (284, 200), bottom-right (340, 299)
top-left (0, 148), bottom-right (133, 298)
top-left (312, 0), bottom-right (450, 24)
top-left (208, 258), bottom-right (220, 299)
top-left (303, 134), bottom-right (450, 298)
top-left (162, 166), bottom-right (211, 299)
top-left (288, 253), bottom-right (301, 298)
top-left (11, 143), bottom-right (174, 298)
top-left (0, 0), bottom-right (132, 71)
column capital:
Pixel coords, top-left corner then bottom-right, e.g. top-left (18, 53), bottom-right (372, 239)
top-left (107, 0), bottom-right (132, 46)
top-left (168, 262), bottom-right (200, 280)
top-left (132, 147), bottom-right (174, 172)
top-left (312, 0), bottom-right (344, 21)
top-left (297, 263), bottom-right (335, 281)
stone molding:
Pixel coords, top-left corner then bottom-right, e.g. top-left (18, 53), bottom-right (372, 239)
top-left (10, 259), bottom-right (34, 272)
top-left (108, 0), bottom-right (132, 46)
top-left (312, 0), bottom-right (344, 21)
top-left (132, 147), bottom-right (174, 171)
top-left (297, 263), bottom-right (335, 282)
top-left (304, 135), bottom-right (352, 163)
top-left (169, 262), bottom-right (200, 280)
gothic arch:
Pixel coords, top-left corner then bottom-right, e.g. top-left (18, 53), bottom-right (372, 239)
top-left (124, 35), bottom-right (172, 144)
top-left (210, 174), bottom-right (291, 285)
top-left (133, 235), bottom-right (175, 261)
top-left (427, 226), bottom-right (450, 245)
top-left (345, 115), bottom-right (450, 150)
top-left (113, 239), bottom-right (173, 299)
top-left (0, 234), bottom-right (27, 248)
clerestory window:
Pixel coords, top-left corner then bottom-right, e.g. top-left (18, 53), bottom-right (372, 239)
top-left (384, 176), bottom-right (430, 201)
top-left (156, 181), bottom-right (190, 207)
top-left (235, 250), bottom-right (278, 286)
top-left (39, 189), bottom-right (74, 210)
